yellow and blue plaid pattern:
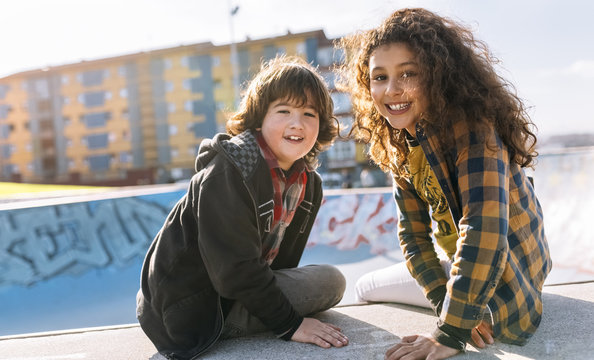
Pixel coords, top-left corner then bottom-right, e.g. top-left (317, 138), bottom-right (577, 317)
top-left (394, 120), bottom-right (552, 345)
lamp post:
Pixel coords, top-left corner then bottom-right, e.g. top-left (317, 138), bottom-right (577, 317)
top-left (228, 1), bottom-right (240, 109)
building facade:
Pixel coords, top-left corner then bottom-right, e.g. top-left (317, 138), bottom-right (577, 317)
top-left (0, 30), bottom-right (386, 187)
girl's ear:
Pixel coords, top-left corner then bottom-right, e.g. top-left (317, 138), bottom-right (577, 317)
top-left (255, 128), bottom-right (261, 131)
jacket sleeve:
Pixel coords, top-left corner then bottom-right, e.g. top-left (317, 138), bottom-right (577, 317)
top-left (439, 130), bottom-right (509, 332)
top-left (194, 162), bottom-right (301, 337)
top-left (394, 176), bottom-right (448, 314)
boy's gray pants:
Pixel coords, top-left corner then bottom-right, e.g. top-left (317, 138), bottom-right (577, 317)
top-left (221, 264), bottom-right (346, 338)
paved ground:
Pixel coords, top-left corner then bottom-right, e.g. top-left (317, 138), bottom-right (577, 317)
top-left (1, 281), bottom-right (592, 360)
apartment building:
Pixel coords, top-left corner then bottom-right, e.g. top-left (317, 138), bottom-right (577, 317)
top-left (0, 30), bottom-right (384, 187)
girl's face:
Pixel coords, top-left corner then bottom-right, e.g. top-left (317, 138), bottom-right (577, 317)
top-left (259, 97), bottom-right (319, 170)
top-left (368, 42), bottom-right (428, 136)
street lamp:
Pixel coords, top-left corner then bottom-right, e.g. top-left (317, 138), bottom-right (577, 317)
top-left (228, 1), bottom-right (240, 109)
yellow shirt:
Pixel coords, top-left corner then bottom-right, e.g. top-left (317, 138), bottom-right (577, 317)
top-left (407, 143), bottom-right (457, 258)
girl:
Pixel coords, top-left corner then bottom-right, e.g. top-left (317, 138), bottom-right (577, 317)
top-left (337, 8), bottom-right (552, 360)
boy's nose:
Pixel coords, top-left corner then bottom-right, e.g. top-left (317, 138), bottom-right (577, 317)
top-left (289, 114), bottom-right (305, 128)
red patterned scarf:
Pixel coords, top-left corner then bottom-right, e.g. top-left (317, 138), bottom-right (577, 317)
top-left (255, 131), bottom-right (308, 263)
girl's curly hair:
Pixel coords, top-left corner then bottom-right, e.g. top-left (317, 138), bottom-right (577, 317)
top-left (226, 55), bottom-right (337, 169)
top-left (336, 8), bottom-right (538, 178)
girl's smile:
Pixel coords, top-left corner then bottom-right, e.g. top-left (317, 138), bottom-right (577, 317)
top-left (369, 42), bottom-right (428, 135)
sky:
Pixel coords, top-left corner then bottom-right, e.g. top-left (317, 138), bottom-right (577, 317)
top-left (2, 0), bottom-right (594, 138)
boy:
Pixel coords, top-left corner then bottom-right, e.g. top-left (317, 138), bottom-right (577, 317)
top-left (136, 56), bottom-right (348, 359)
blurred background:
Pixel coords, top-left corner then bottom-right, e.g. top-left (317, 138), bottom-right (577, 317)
top-left (1, 0), bottom-right (593, 337)
top-left (1, 0), bottom-right (593, 188)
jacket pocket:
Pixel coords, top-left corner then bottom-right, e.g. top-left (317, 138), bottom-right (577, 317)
top-left (162, 286), bottom-right (221, 353)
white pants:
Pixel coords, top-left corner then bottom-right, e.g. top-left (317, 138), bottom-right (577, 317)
top-left (355, 260), bottom-right (451, 309)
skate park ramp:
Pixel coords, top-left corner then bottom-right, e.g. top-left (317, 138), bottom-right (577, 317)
top-left (0, 148), bottom-right (592, 357)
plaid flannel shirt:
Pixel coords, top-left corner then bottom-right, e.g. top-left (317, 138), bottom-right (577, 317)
top-left (394, 119), bottom-right (552, 346)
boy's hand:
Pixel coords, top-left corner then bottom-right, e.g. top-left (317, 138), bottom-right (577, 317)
top-left (291, 317), bottom-right (349, 348)
top-left (385, 334), bottom-right (459, 360)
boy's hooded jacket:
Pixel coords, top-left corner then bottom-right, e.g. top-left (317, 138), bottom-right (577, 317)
top-left (136, 130), bottom-right (323, 359)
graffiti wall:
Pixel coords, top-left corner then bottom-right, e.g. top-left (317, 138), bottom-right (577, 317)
top-left (0, 187), bottom-right (400, 336)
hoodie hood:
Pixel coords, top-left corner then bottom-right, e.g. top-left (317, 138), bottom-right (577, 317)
top-left (195, 130), bottom-right (261, 180)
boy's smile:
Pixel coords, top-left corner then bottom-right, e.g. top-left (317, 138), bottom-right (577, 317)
top-left (259, 97), bottom-right (319, 170)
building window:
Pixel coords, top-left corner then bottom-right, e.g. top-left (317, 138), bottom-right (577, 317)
top-left (321, 71), bottom-right (336, 89)
top-left (119, 151), bottom-right (131, 163)
top-left (184, 100), bottom-right (193, 113)
top-left (169, 124), bottom-right (178, 135)
top-left (1, 144), bottom-right (15, 158)
top-left (170, 147), bottom-right (179, 159)
top-left (82, 112), bottom-right (110, 128)
top-left (212, 56), bottom-right (221, 67)
top-left (317, 47), bottom-right (335, 67)
top-left (0, 104), bottom-right (12, 119)
top-left (168, 103), bottom-right (176, 113)
top-left (120, 88), bottom-right (128, 98)
top-left (331, 92), bottom-right (352, 114)
top-left (3, 164), bottom-right (17, 175)
top-left (0, 124), bottom-right (11, 139)
top-left (79, 69), bottom-right (107, 87)
top-left (296, 42), bottom-right (307, 55)
top-left (79, 91), bottom-right (110, 108)
top-left (0, 84), bottom-right (9, 99)
top-left (33, 79), bottom-right (50, 98)
top-left (85, 133), bottom-right (109, 149)
top-left (166, 81), bottom-right (174, 92)
top-left (183, 78), bottom-right (203, 92)
top-left (326, 140), bottom-right (356, 161)
top-left (87, 154), bottom-right (111, 171)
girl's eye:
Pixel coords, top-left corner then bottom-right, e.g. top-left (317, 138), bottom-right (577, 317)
top-left (372, 75), bottom-right (387, 81)
top-left (305, 112), bottom-right (318, 118)
top-left (278, 109), bottom-right (290, 114)
top-left (402, 71), bottom-right (416, 79)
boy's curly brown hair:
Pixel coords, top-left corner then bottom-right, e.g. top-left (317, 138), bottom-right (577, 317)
top-left (226, 55), bottom-right (338, 169)
top-left (336, 8), bottom-right (538, 177)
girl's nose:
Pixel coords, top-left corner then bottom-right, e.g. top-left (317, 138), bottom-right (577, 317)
top-left (386, 78), bottom-right (403, 96)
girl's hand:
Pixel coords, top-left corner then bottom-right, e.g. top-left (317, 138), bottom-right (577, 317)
top-left (385, 334), bottom-right (459, 360)
top-left (291, 317), bottom-right (349, 348)
top-left (471, 321), bottom-right (494, 348)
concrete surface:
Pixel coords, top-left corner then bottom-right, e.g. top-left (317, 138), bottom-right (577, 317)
top-left (1, 281), bottom-right (592, 360)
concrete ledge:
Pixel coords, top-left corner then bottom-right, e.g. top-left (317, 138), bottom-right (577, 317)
top-left (1, 281), bottom-right (592, 360)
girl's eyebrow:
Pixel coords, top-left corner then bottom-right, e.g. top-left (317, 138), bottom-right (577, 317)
top-left (371, 60), bottom-right (419, 71)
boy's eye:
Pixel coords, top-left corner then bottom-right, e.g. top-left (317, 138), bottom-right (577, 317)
top-left (305, 112), bottom-right (318, 118)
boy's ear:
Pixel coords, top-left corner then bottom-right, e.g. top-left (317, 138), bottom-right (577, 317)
top-left (255, 128), bottom-right (261, 131)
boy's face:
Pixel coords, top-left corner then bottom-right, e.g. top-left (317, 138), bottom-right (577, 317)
top-left (259, 97), bottom-right (319, 170)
